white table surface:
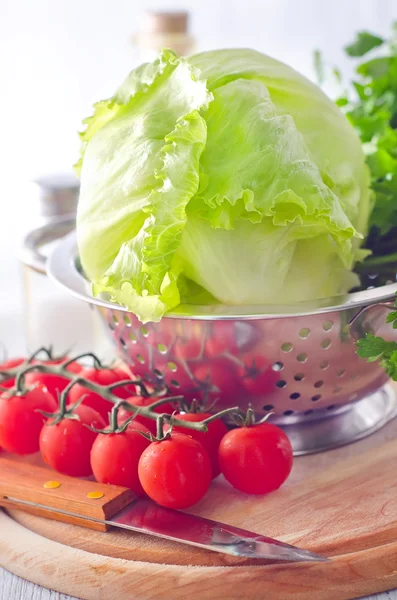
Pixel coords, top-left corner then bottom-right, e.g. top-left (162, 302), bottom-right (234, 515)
top-left (0, 567), bottom-right (395, 600)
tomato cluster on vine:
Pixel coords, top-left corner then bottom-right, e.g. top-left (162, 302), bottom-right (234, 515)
top-left (0, 350), bottom-right (293, 510)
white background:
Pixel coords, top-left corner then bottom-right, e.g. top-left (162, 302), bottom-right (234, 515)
top-left (2, 0), bottom-right (397, 181)
top-left (1, 0), bottom-right (397, 354)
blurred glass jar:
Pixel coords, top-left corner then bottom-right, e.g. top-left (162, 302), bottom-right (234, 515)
top-left (20, 177), bottom-right (112, 359)
top-left (132, 10), bottom-right (196, 62)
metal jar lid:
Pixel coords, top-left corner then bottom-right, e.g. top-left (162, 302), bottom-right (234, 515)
top-left (34, 173), bottom-right (80, 219)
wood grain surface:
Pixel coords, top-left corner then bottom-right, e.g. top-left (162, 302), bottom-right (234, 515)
top-left (0, 568), bottom-right (395, 600)
top-left (2, 413), bottom-right (397, 599)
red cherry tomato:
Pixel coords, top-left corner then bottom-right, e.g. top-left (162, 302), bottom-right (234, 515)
top-left (218, 422), bottom-right (293, 494)
top-left (205, 322), bottom-right (238, 357)
top-left (68, 366), bottom-right (136, 421)
top-left (1, 378), bottom-right (16, 389)
top-left (164, 412), bottom-right (228, 478)
top-left (24, 358), bottom-right (82, 400)
top-left (40, 404), bottom-right (105, 476)
top-left (0, 357), bottom-right (25, 370)
top-left (0, 357), bottom-right (26, 390)
top-left (237, 353), bottom-right (278, 396)
top-left (138, 432), bottom-right (212, 509)
top-left (118, 396), bottom-right (174, 435)
top-left (193, 358), bottom-right (240, 404)
top-left (91, 421), bottom-right (151, 495)
top-left (0, 385), bottom-right (57, 454)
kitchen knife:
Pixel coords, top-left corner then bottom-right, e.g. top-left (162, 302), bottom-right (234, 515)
top-left (0, 457), bottom-right (327, 563)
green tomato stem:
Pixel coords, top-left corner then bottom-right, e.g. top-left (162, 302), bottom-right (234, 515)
top-left (202, 406), bottom-right (241, 424)
top-left (2, 356), bottom-right (232, 433)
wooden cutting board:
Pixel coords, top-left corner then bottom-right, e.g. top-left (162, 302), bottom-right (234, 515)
top-left (2, 414), bottom-right (397, 600)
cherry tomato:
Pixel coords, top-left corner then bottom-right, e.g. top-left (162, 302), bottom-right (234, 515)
top-left (193, 358), bottom-right (240, 404)
top-left (118, 396), bottom-right (174, 435)
top-left (0, 385), bottom-right (57, 454)
top-left (237, 353), bottom-right (278, 396)
top-left (68, 366), bottom-right (136, 421)
top-left (0, 357), bottom-right (26, 390)
top-left (0, 357), bottom-right (25, 370)
top-left (164, 412), bottom-right (228, 478)
top-left (40, 404), bottom-right (105, 476)
top-left (139, 432), bottom-right (212, 508)
top-left (1, 378), bottom-right (16, 390)
top-left (91, 421), bottom-right (150, 495)
top-left (218, 422), bottom-right (293, 494)
top-left (205, 322), bottom-right (238, 357)
top-left (24, 358), bottom-right (82, 400)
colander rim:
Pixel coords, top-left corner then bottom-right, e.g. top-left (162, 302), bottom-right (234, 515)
top-left (47, 230), bottom-right (397, 321)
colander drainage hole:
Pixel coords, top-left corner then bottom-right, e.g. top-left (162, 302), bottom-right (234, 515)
top-left (281, 343), bottom-right (293, 352)
top-left (321, 338), bottom-right (331, 349)
top-left (336, 368), bottom-right (346, 377)
top-left (289, 392), bottom-right (300, 400)
top-left (283, 410), bottom-right (294, 416)
top-left (263, 404), bottom-right (274, 411)
top-left (322, 320), bottom-right (333, 331)
top-left (272, 361), bottom-right (284, 371)
top-left (320, 360), bottom-right (329, 370)
top-left (304, 409), bottom-right (314, 416)
top-left (275, 380), bottom-right (287, 388)
top-left (299, 328), bottom-right (310, 339)
top-left (311, 394), bottom-right (322, 402)
top-left (294, 373), bottom-right (305, 381)
top-left (297, 353), bottom-right (308, 363)
top-left (314, 380), bottom-right (324, 388)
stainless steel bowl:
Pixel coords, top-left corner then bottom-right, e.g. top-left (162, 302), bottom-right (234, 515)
top-left (34, 220), bottom-right (397, 454)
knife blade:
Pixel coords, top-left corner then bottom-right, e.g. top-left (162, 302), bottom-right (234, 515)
top-left (0, 457), bottom-right (327, 563)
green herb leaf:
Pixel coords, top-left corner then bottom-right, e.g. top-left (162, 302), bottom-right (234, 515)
top-left (356, 334), bottom-right (392, 360)
top-left (335, 25), bottom-right (397, 283)
top-left (345, 31), bottom-right (384, 57)
top-left (356, 333), bottom-right (397, 379)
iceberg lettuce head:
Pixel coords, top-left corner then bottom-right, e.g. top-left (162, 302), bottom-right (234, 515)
top-left (76, 48), bottom-right (370, 322)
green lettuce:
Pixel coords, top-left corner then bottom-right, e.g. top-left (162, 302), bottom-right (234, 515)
top-left (76, 48), bottom-right (370, 322)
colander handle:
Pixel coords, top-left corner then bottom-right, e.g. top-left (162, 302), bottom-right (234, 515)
top-left (20, 215), bottom-right (76, 275)
top-left (349, 302), bottom-right (396, 340)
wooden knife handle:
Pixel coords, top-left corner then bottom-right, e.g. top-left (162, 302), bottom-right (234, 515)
top-left (0, 456), bottom-right (135, 531)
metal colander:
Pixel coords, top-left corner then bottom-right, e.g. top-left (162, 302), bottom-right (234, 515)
top-left (26, 219), bottom-right (397, 454)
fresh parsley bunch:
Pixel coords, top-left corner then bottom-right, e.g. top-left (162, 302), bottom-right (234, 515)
top-left (331, 26), bottom-right (397, 375)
